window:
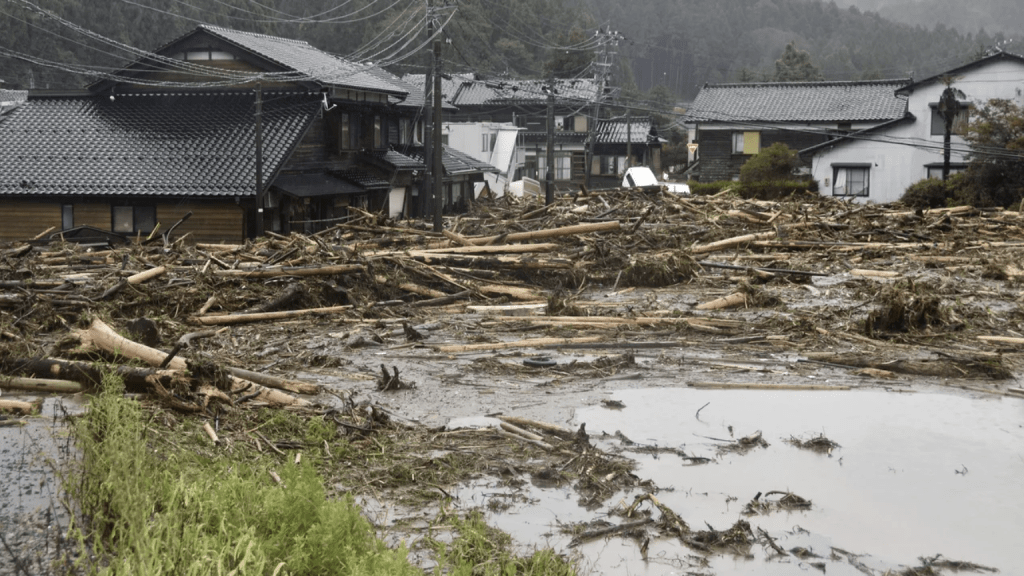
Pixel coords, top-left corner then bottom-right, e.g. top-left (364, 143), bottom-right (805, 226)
top-left (373, 115), bottom-right (383, 149)
top-left (61, 204), bottom-right (73, 230)
top-left (482, 133), bottom-right (497, 153)
top-left (399, 118), bottom-right (412, 145)
top-left (732, 131), bottom-right (760, 154)
top-left (832, 165), bottom-right (870, 197)
top-left (930, 103), bottom-right (970, 136)
top-left (925, 164), bottom-right (967, 179)
top-left (538, 154), bottom-right (572, 180)
top-left (339, 113), bottom-right (357, 150)
top-left (112, 206), bottom-right (156, 234)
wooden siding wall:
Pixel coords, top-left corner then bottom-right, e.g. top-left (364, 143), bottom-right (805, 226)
top-left (0, 200), bottom-right (244, 243)
top-left (0, 202), bottom-right (61, 241)
top-left (156, 202), bottom-right (245, 244)
top-left (697, 129), bottom-right (829, 182)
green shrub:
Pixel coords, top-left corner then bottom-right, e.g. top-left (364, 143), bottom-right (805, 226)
top-left (737, 179), bottom-right (818, 200)
top-left (739, 142), bottom-right (801, 183)
top-left (689, 181), bottom-right (736, 196)
top-left (901, 177), bottom-right (953, 208)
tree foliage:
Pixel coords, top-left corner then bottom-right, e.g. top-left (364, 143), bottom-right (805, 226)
top-left (959, 98), bottom-right (1024, 207)
top-left (774, 42), bottom-right (824, 81)
top-left (739, 142), bottom-right (801, 182)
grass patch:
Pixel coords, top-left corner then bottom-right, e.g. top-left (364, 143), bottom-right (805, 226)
top-left (70, 373), bottom-right (420, 576)
top-left (428, 511), bottom-right (577, 576)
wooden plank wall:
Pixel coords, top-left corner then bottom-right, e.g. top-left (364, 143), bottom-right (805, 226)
top-left (0, 202), bottom-right (61, 241)
top-left (156, 202), bottom-right (245, 244)
top-left (0, 200), bottom-right (245, 244)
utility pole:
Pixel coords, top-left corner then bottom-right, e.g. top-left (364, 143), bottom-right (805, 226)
top-left (626, 108), bottom-right (632, 169)
top-left (254, 81), bottom-right (265, 237)
top-left (545, 73), bottom-right (555, 205)
top-left (432, 36), bottom-right (444, 232)
top-left (585, 28), bottom-right (613, 191)
top-left (422, 1), bottom-right (434, 219)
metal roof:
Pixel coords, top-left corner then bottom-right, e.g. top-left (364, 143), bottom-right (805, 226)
top-left (691, 79), bottom-right (910, 123)
top-left (0, 91), bottom-right (319, 198)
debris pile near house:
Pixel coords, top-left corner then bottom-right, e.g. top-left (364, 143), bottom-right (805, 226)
top-left (2, 188), bottom-right (1024, 413)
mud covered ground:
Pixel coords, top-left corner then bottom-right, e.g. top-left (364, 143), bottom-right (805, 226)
top-left (2, 188), bottom-right (1024, 574)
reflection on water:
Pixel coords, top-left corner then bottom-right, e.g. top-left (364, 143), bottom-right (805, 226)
top-left (460, 388), bottom-right (1024, 575)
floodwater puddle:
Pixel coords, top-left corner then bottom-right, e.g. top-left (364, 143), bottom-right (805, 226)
top-left (455, 388), bottom-right (1024, 575)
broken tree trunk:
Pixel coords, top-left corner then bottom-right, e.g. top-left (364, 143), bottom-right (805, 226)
top-left (78, 319), bottom-right (310, 406)
top-left (433, 335), bottom-right (604, 353)
top-left (1, 357), bottom-right (190, 392)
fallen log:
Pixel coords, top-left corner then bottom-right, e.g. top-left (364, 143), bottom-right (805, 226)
top-left (77, 319), bottom-right (310, 407)
top-left (194, 305), bottom-right (354, 326)
top-left (696, 292), bottom-right (748, 310)
top-left (688, 382), bottom-right (851, 391)
top-left (223, 366), bottom-right (320, 396)
top-left (465, 220), bottom-right (621, 246)
top-left (496, 415), bottom-right (573, 438)
top-left (1, 357), bottom-right (190, 392)
top-left (127, 265), bottom-right (166, 285)
top-left (213, 264), bottom-right (364, 278)
top-left (569, 518), bottom-right (654, 547)
top-left (849, 269), bottom-right (899, 278)
top-left (0, 376), bottom-right (85, 394)
top-left (496, 428), bottom-right (554, 451)
top-left (0, 398), bottom-right (38, 414)
top-left (433, 335), bottom-right (604, 353)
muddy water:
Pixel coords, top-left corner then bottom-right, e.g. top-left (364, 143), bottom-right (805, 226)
top-left (461, 388), bottom-right (1024, 575)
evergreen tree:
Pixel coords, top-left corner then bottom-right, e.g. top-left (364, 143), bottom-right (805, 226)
top-left (773, 42), bottom-right (824, 82)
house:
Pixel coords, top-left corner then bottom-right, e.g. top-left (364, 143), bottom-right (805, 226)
top-left (689, 79), bottom-right (910, 182)
top-left (0, 26), bottom-right (492, 243)
top-left (443, 121), bottom-right (523, 194)
top-left (801, 51), bottom-right (1024, 204)
top-left (590, 116), bottom-right (663, 189)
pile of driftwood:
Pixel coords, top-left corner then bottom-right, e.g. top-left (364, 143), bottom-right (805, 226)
top-left (3, 187), bottom-right (1024, 409)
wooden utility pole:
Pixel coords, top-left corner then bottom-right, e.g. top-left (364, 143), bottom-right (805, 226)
top-left (545, 75), bottom-right (555, 205)
top-left (422, 4), bottom-right (434, 219)
top-left (432, 37), bottom-right (444, 232)
top-left (939, 85), bottom-right (958, 181)
top-left (585, 28), bottom-right (611, 191)
top-left (626, 108), bottom-right (632, 168)
top-left (254, 81), bottom-right (265, 237)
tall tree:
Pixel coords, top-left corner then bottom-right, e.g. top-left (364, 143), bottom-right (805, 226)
top-left (773, 42), bottom-right (824, 81)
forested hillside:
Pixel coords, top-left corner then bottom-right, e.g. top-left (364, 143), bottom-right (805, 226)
top-left (0, 0), bottom-right (1017, 100)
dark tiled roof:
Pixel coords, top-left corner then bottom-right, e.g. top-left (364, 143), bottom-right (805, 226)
top-left (273, 173), bottom-right (363, 197)
top-left (0, 91), bottom-right (319, 198)
top-left (366, 149), bottom-right (426, 171)
top-left (334, 170), bottom-right (391, 190)
top-left (521, 131), bottom-right (588, 143)
top-left (691, 79), bottom-right (910, 123)
top-left (403, 145), bottom-right (499, 176)
top-left (199, 26), bottom-right (408, 96)
top-left (596, 116), bottom-right (654, 144)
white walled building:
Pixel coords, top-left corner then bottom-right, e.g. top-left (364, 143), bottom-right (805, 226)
top-left (443, 121), bottom-right (521, 195)
top-left (802, 51), bottom-right (1024, 204)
